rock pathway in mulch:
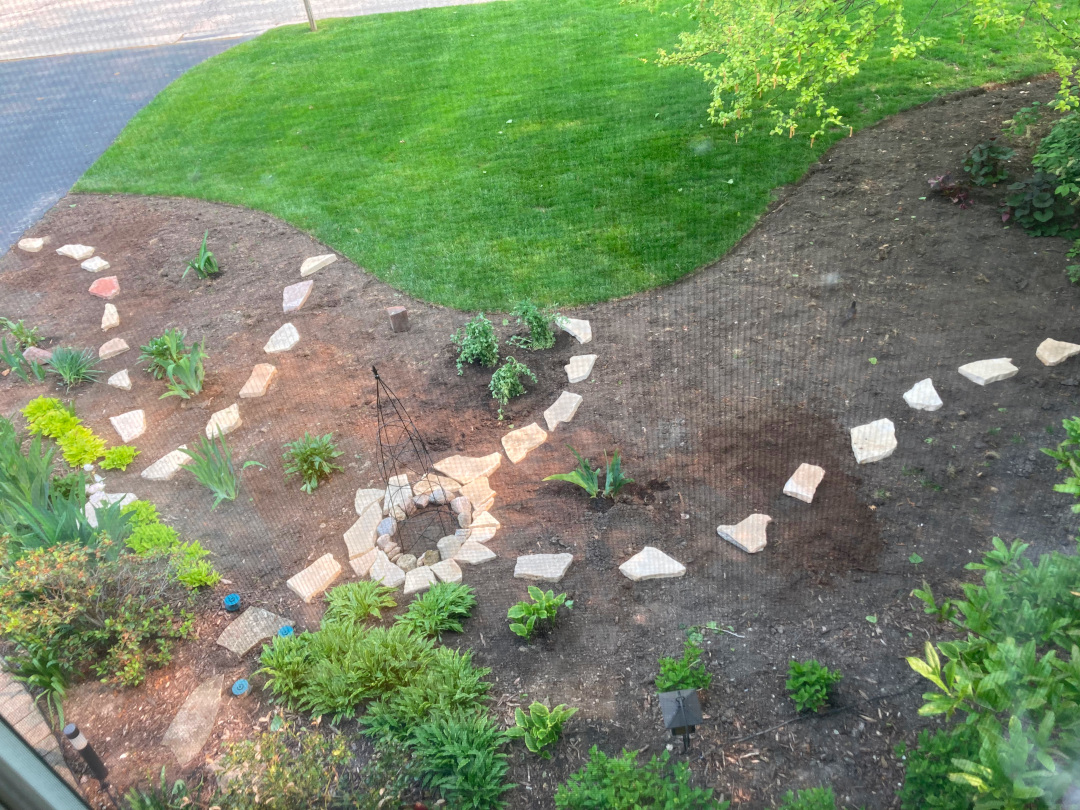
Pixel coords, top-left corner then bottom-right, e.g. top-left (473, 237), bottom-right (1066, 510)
top-left (161, 674), bottom-right (223, 766)
top-left (216, 607), bottom-right (291, 655)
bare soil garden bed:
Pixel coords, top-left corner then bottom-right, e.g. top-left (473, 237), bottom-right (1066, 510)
top-left (2, 77), bottom-right (1078, 808)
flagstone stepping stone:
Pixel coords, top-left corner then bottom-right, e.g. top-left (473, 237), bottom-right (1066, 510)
top-left (17, 237), bottom-right (44, 253)
top-left (88, 276), bottom-right (119, 300)
top-left (544, 391), bottom-right (583, 432)
top-left (783, 464), bottom-right (825, 504)
top-left (430, 558), bottom-right (462, 584)
top-left (460, 477), bottom-right (495, 514)
top-left (467, 511), bottom-right (499, 543)
top-left (98, 337), bottom-right (129, 359)
top-left (403, 566), bottom-right (436, 596)
top-left (23, 346), bottom-right (52, 364)
top-left (413, 473), bottom-right (460, 497)
top-left (239, 363), bottom-right (277, 398)
top-left (454, 540), bottom-right (496, 565)
top-left (162, 675), bottom-right (222, 766)
top-left (109, 409), bottom-right (145, 442)
top-left (438, 535), bottom-right (463, 560)
top-left (716, 514), bottom-right (772, 554)
top-left (502, 423), bottom-right (547, 463)
top-left (354, 488), bottom-right (384, 515)
top-left (264, 322), bottom-right (300, 353)
top-left (850, 418), bottom-right (897, 464)
top-left (958, 358), bottom-right (1018, 386)
top-left (903, 378), bottom-right (942, 412)
top-left (300, 254), bottom-right (337, 277)
top-left (216, 607), bottom-right (290, 655)
top-left (368, 552), bottom-right (406, 588)
top-left (384, 474), bottom-right (412, 519)
top-left (81, 256), bottom-right (110, 273)
top-left (433, 453), bottom-right (501, 485)
top-left (1036, 339), bottom-right (1080, 367)
top-left (101, 303), bottom-right (119, 331)
top-left (514, 553), bottom-right (573, 582)
top-left (349, 547), bottom-right (379, 577)
top-left (344, 502), bottom-right (382, 558)
top-left (108, 368), bottom-right (132, 391)
top-left (282, 280), bottom-right (313, 313)
top-left (57, 244), bottom-right (94, 260)
top-left (560, 318), bottom-right (592, 344)
top-left (141, 446), bottom-right (193, 480)
top-left (287, 553), bottom-right (341, 602)
top-left (205, 403), bottom-right (241, 439)
top-left (619, 546), bottom-right (685, 581)
top-left (565, 354), bottom-right (597, 384)
top-left (450, 495), bottom-right (471, 515)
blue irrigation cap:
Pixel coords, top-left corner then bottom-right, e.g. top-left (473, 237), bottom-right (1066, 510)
top-left (223, 593), bottom-right (241, 611)
top-left (231, 679), bottom-right (249, 697)
top-left (278, 625), bottom-right (294, 638)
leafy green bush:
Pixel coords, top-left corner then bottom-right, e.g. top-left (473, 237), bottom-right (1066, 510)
top-left (963, 139), bottom-right (1014, 186)
top-left (56, 425), bottom-right (106, 467)
top-left (1042, 415), bottom-right (1080, 512)
top-left (49, 470), bottom-right (84, 500)
top-left (1032, 112), bottom-right (1080, 203)
top-left (408, 710), bottom-right (511, 810)
top-left (895, 725), bottom-right (979, 810)
top-left (124, 515), bottom-right (220, 590)
top-left (181, 434), bottom-right (263, 508)
top-left (506, 701), bottom-right (577, 758)
top-left (399, 582), bottom-right (477, 639)
top-left (138, 329), bottom-right (186, 379)
top-left (22, 397), bottom-right (77, 438)
top-left (508, 300), bottom-right (561, 350)
top-left (786, 659), bottom-right (842, 713)
top-left (775, 786), bottom-right (836, 810)
top-left (508, 586), bottom-right (573, 641)
top-left (184, 230), bottom-right (220, 279)
top-left (101, 445), bottom-right (140, 470)
top-left (488, 356), bottom-right (536, 419)
top-left (545, 446), bottom-right (634, 500)
top-left (0, 542), bottom-right (194, 686)
top-left (555, 746), bottom-right (727, 809)
top-left (1001, 172), bottom-right (1079, 238)
top-left (282, 432), bottom-right (343, 494)
top-left (46, 347), bottom-right (101, 389)
top-left (323, 581), bottom-right (398, 625)
top-left (908, 536), bottom-right (1080, 808)
top-left (452, 313), bottom-right (499, 374)
top-left (656, 640), bottom-right (713, 692)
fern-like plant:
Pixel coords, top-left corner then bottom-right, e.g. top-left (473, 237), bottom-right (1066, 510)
top-left (399, 582), bottom-right (477, 639)
top-left (323, 581), bottom-right (398, 625)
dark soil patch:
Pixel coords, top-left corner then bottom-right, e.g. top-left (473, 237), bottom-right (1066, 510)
top-left (3, 77), bottom-right (1079, 809)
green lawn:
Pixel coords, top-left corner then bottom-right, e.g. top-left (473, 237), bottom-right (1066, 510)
top-left (77, 0), bottom-right (1045, 310)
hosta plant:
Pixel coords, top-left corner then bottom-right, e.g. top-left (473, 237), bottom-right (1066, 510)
top-left (1001, 172), bottom-right (1080, 238)
top-left (963, 138), bottom-right (1014, 186)
top-left (100, 445), bottom-right (139, 471)
top-left (323, 581), bottom-right (397, 626)
top-left (508, 586), bottom-right (573, 641)
top-left (506, 701), bottom-right (578, 759)
top-left (545, 446), bottom-right (633, 501)
top-left (282, 432), bottom-right (343, 493)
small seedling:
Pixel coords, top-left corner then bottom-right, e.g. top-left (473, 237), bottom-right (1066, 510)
top-left (184, 230), bottom-right (220, 279)
top-left (451, 313), bottom-right (499, 374)
top-left (282, 432), bottom-right (343, 493)
top-left (909, 552), bottom-right (923, 565)
top-left (0, 318), bottom-right (41, 348)
top-left (181, 434), bottom-right (264, 508)
top-left (0, 337), bottom-right (46, 384)
top-left (656, 640), bottom-right (712, 691)
top-left (506, 701), bottom-right (578, 758)
top-left (507, 586), bottom-right (572, 640)
top-left (868, 357), bottom-right (878, 365)
top-left (46, 347), bottom-right (101, 389)
top-left (786, 659), bottom-right (842, 713)
top-left (602, 449), bottom-right (633, 498)
top-left (545, 445), bottom-right (632, 501)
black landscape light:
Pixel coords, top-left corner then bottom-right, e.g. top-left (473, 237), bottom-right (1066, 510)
top-left (658, 689), bottom-right (703, 753)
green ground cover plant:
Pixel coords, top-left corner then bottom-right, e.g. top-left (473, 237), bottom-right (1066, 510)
top-left (656, 639), bottom-right (712, 692)
top-left (545, 446), bottom-right (633, 500)
top-left (0, 318), bottom-right (41, 348)
top-left (101, 445), bottom-right (140, 470)
top-left (896, 725), bottom-right (980, 810)
top-left (282, 432), bottom-right (343, 493)
top-left (0, 337), bottom-right (47, 385)
top-left (1041, 415), bottom-right (1080, 511)
top-left (506, 701), bottom-right (577, 759)
top-left (555, 746), bottom-right (726, 808)
top-left (138, 329), bottom-right (186, 379)
top-left (963, 139), bottom-right (1014, 186)
top-left (786, 659), bottom-right (843, 713)
top-left (775, 786), bottom-right (837, 810)
top-left (160, 340), bottom-right (207, 399)
top-left (122, 500), bottom-right (221, 589)
top-left (507, 586), bottom-right (572, 641)
top-left (489, 356), bottom-right (536, 419)
top-left (76, 0), bottom-right (1044, 309)
top-left (323, 581), bottom-right (398, 625)
top-left (398, 582), bottom-right (478, 639)
top-left (452, 313), bottom-right (499, 374)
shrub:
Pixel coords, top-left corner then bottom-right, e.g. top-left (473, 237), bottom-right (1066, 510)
top-left (323, 581), bottom-right (398, 625)
top-left (786, 659), bottom-right (842, 713)
top-left (555, 746), bottom-right (726, 809)
top-left (1042, 415), bottom-right (1080, 512)
top-left (489, 356), bottom-right (536, 419)
top-left (57, 425), bottom-right (107, 468)
top-left (0, 542), bottom-right (194, 686)
top-left (160, 340), bottom-right (206, 399)
top-left (22, 397), bottom-right (75, 437)
top-left (408, 710), bottom-right (511, 810)
top-left (101, 445), bottom-right (139, 470)
top-left (895, 725), bottom-right (979, 810)
top-left (46, 347), bottom-right (101, 389)
top-left (282, 432), bottom-right (343, 494)
top-left (508, 300), bottom-right (561, 351)
top-left (138, 329), bottom-right (186, 379)
top-left (183, 230), bottom-right (220, 279)
top-left (399, 582), bottom-right (477, 639)
top-left (908, 536), bottom-right (1080, 808)
top-left (507, 586), bottom-right (573, 641)
top-left (1032, 112), bottom-right (1080, 203)
top-left (0, 317), bottom-right (41, 349)
top-left (775, 786), bottom-right (837, 810)
top-left (506, 701), bottom-right (577, 759)
top-left (962, 139), bottom-right (1014, 186)
top-left (1001, 172), bottom-right (1080, 238)
top-left (181, 434), bottom-right (263, 508)
top-left (451, 313), bottom-right (499, 374)
top-left (656, 640), bottom-right (713, 692)
top-left (545, 446), bottom-right (633, 500)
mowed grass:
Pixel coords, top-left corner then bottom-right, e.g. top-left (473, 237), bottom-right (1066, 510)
top-left (76, 0), bottom-right (1046, 309)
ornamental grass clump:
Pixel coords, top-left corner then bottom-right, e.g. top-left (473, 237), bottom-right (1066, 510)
top-left (181, 434), bottom-right (264, 508)
top-left (46, 347), bottom-right (100, 389)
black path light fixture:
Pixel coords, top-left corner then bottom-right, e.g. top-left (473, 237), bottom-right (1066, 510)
top-left (658, 688), bottom-right (703, 753)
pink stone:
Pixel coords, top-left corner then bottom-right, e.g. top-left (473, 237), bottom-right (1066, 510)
top-left (88, 276), bottom-right (119, 300)
top-left (282, 280), bottom-right (313, 313)
top-left (23, 346), bottom-right (52, 364)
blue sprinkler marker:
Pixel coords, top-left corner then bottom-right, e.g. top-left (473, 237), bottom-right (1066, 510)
top-left (277, 625), bottom-right (294, 638)
top-left (222, 593), bottom-right (240, 612)
top-left (231, 679), bottom-right (249, 697)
